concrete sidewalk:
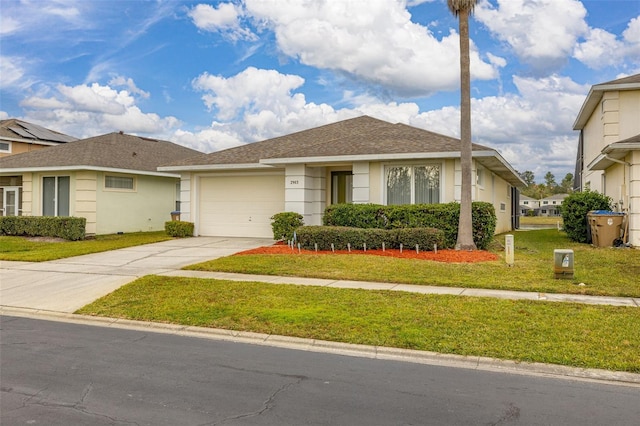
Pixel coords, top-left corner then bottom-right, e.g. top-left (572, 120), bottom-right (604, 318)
top-left (162, 270), bottom-right (640, 308)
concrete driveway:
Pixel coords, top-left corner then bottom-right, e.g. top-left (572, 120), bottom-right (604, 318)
top-left (0, 237), bottom-right (272, 313)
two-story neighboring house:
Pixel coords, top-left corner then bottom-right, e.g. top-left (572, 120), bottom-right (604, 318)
top-left (519, 195), bottom-right (539, 216)
top-left (537, 193), bottom-right (569, 217)
top-left (573, 74), bottom-right (640, 246)
top-left (0, 119), bottom-right (76, 158)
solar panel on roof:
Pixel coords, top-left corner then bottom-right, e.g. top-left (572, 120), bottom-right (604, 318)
top-left (8, 126), bottom-right (36, 139)
top-left (13, 121), bottom-right (76, 143)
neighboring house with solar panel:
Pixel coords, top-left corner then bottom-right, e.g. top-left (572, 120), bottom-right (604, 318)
top-left (0, 132), bottom-right (201, 234)
top-left (0, 119), bottom-right (77, 158)
top-left (1, 119), bottom-right (78, 217)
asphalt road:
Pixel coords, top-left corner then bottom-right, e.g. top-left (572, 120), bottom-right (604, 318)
top-left (2, 316), bottom-right (638, 426)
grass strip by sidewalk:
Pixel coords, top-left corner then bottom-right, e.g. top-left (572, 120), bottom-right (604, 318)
top-left (77, 275), bottom-right (640, 373)
top-left (0, 231), bottom-right (173, 261)
top-left (185, 229), bottom-right (640, 298)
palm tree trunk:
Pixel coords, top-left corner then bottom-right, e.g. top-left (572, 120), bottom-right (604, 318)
top-left (455, 7), bottom-right (477, 250)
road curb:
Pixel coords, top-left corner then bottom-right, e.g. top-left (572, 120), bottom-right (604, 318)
top-left (2, 305), bottom-right (639, 387)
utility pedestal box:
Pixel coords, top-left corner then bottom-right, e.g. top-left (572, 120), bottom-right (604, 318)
top-left (553, 249), bottom-right (574, 279)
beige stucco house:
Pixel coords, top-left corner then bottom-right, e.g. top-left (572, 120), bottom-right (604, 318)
top-left (574, 73), bottom-right (640, 246)
top-left (0, 119), bottom-right (76, 158)
top-left (0, 132), bottom-right (201, 235)
top-left (160, 116), bottom-right (525, 238)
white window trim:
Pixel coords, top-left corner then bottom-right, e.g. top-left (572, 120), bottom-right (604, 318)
top-left (104, 174), bottom-right (137, 192)
top-left (0, 141), bottom-right (11, 153)
top-left (42, 175), bottom-right (70, 216)
top-left (476, 166), bottom-right (485, 189)
top-left (382, 162), bottom-right (443, 205)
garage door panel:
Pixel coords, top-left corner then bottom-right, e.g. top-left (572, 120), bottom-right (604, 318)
top-left (198, 175), bottom-right (285, 238)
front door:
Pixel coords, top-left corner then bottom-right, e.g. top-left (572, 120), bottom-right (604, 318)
top-left (1, 187), bottom-right (20, 216)
top-left (331, 172), bottom-right (353, 204)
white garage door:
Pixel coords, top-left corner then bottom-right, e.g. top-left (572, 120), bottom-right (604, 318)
top-left (198, 174), bottom-right (285, 238)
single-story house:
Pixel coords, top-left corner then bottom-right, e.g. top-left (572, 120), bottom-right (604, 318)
top-left (160, 116), bottom-right (526, 238)
top-left (0, 132), bottom-right (201, 235)
top-left (1, 119), bottom-right (77, 158)
top-left (574, 73), bottom-right (640, 246)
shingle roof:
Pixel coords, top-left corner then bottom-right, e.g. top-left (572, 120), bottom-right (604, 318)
top-left (598, 73), bottom-right (640, 86)
top-left (166, 116), bottom-right (493, 167)
top-left (0, 132), bottom-right (202, 173)
top-left (0, 119), bottom-right (77, 144)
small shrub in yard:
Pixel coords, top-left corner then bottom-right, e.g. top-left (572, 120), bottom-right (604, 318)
top-left (0, 216), bottom-right (86, 240)
top-left (271, 212), bottom-right (304, 241)
top-left (296, 226), bottom-right (444, 251)
top-left (165, 221), bottom-right (194, 238)
top-left (561, 190), bottom-right (612, 243)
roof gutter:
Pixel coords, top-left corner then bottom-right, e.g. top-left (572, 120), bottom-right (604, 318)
top-left (0, 165), bottom-right (181, 178)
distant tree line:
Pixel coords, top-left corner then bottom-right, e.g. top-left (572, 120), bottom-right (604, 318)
top-left (518, 171), bottom-right (574, 199)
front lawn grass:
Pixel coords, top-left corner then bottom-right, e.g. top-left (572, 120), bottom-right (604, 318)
top-left (185, 229), bottom-right (640, 298)
top-left (77, 275), bottom-right (640, 373)
top-left (0, 231), bottom-right (174, 261)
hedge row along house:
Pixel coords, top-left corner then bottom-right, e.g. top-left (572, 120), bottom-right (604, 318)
top-left (574, 73), bottom-right (640, 247)
top-left (160, 116), bottom-right (526, 238)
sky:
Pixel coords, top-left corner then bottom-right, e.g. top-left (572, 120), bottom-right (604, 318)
top-left (1, 0), bottom-right (639, 182)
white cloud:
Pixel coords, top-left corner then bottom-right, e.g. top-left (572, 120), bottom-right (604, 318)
top-left (0, 15), bottom-right (21, 35)
top-left (0, 111), bottom-right (9, 120)
top-left (573, 28), bottom-right (624, 69)
top-left (193, 67), bottom-right (307, 121)
top-left (108, 76), bottom-right (150, 99)
top-left (242, 0), bottom-right (498, 96)
top-left (476, 0), bottom-right (588, 73)
top-left (189, 3), bottom-right (257, 41)
top-left (411, 74), bottom-right (589, 179)
top-left (188, 66), bottom-right (585, 181)
top-left (0, 56), bottom-right (30, 90)
top-left (19, 81), bottom-right (180, 138)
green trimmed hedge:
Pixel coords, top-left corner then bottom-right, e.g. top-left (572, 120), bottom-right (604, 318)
top-left (0, 216), bottom-right (86, 241)
top-left (296, 226), bottom-right (445, 251)
top-left (560, 190), bottom-right (612, 243)
top-left (271, 212), bottom-right (304, 241)
top-left (165, 221), bottom-right (194, 238)
top-left (322, 202), bottom-right (496, 249)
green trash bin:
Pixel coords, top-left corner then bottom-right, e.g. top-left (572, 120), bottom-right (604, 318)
top-left (587, 211), bottom-right (625, 247)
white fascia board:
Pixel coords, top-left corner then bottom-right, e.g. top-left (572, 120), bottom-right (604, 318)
top-left (0, 165), bottom-right (180, 178)
top-left (588, 142), bottom-right (640, 170)
top-left (603, 142), bottom-right (640, 154)
top-left (473, 150), bottom-right (527, 186)
top-left (0, 136), bottom-right (63, 146)
top-left (586, 154), bottom-right (611, 171)
top-left (158, 163), bottom-right (274, 172)
top-left (260, 152), bottom-right (462, 165)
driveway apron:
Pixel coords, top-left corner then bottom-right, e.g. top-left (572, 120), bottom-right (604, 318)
top-left (0, 237), bottom-right (271, 313)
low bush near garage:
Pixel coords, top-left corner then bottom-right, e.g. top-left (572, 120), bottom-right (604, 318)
top-left (165, 221), bottom-right (194, 238)
top-left (0, 216), bottom-right (86, 240)
top-left (271, 212), bottom-right (304, 241)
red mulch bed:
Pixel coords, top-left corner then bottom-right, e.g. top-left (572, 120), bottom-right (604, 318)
top-left (235, 244), bottom-right (498, 263)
